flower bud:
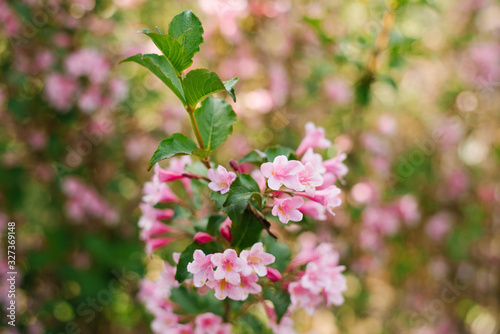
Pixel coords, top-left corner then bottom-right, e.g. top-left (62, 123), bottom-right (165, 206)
top-left (266, 267), bottom-right (283, 282)
top-left (193, 232), bottom-right (216, 244)
top-left (219, 218), bottom-right (232, 243)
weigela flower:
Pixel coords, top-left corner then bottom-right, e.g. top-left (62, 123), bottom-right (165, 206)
top-left (194, 313), bottom-right (231, 334)
top-left (301, 148), bottom-right (326, 174)
top-left (187, 250), bottom-right (215, 288)
top-left (306, 185), bottom-right (342, 216)
top-left (298, 201), bottom-right (327, 221)
top-left (271, 196), bottom-right (304, 224)
top-left (323, 152), bottom-right (348, 184)
top-left (211, 249), bottom-right (246, 285)
top-left (207, 165), bottom-right (237, 194)
top-left (238, 273), bottom-right (262, 300)
top-left (206, 278), bottom-right (243, 301)
top-left (193, 232), bottom-right (216, 244)
top-left (219, 217), bottom-right (232, 243)
top-left (260, 155), bottom-right (304, 191)
top-left (296, 122), bottom-right (332, 156)
top-left (297, 162), bottom-right (323, 196)
top-left (266, 267), bottom-right (283, 282)
top-left (240, 242), bottom-right (275, 276)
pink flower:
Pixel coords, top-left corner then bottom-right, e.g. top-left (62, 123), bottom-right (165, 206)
top-left (272, 196), bottom-right (304, 224)
top-left (301, 148), bottom-right (326, 174)
top-left (194, 232), bottom-right (216, 244)
top-left (194, 313), bottom-right (231, 334)
top-left (266, 267), bottom-right (283, 282)
top-left (240, 242), bottom-right (275, 276)
top-left (78, 85), bottom-right (103, 113)
top-left (65, 49), bottom-right (110, 84)
top-left (146, 237), bottom-right (175, 255)
top-left (187, 250), bottom-right (215, 288)
top-left (296, 122), bottom-right (332, 156)
top-left (142, 169), bottom-right (179, 205)
top-left (396, 195), bottom-right (420, 226)
top-left (207, 166), bottom-right (236, 194)
top-left (298, 201), bottom-right (327, 221)
top-left (425, 212), bottom-right (453, 241)
top-left (44, 73), bottom-right (77, 112)
top-left (306, 186), bottom-right (342, 216)
top-left (238, 273), bottom-right (262, 300)
top-left (219, 217), bottom-right (232, 243)
top-left (211, 249), bottom-right (246, 285)
top-left (206, 279), bottom-right (243, 301)
top-left (363, 206), bottom-right (400, 236)
top-left (260, 155), bottom-right (304, 191)
top-left (297, 162), bottom-right (323, 196)
top-left (288, 281), bottom-right (323, 314)
top-left (323, 152), bottom-right (348, 184)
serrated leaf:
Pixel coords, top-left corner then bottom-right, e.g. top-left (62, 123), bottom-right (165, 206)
top-left (240, 150), bottom-right (266, 165)
top-left (141, 32), bottom-right (186, 73)
top-left (223, 174), bottom-right (262, 207)
top-left (224, 200), bottom-right (248, 225)
top-left (223, 77), bottom-right (238, 102)
top-left (230, 209), bottom-right (263, 250)
top-left (194, 97), bottom-right (237, 151)
top-left (168, 10), bottom-right (204, 68)
top-left (263, 286), bottom-right (291, 323)
top-left (148, 133), bottom-right (198, 170)
top-left (183, 69), bottom-right (228, 108)
top-left (265, 146), bottom-right (295, 162)
top-left (122, 53), bottom-right (185, 104)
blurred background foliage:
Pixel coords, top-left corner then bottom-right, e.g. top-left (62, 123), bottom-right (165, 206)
top-left (1, 0), bottom-right (499, 333)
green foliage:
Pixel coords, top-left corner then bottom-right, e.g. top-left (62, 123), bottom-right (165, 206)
top-left (263, 286), bottom-right (291, 323)
top-left (147, 133), bottom-right (198, 170)
top-left (265, 146), bottom-right (296, 161)
top-left (183, 69), bottom-right (232, 108)
top-left (168, 10), bottom-right (204, 68)
top-left (194, 97), bottom-right (237, 151)
top-left (206, 214), bottom-right (228, 236)
top-left (262, 236), bottom-right (291, 272)
top-left (121, 53), bottom-right (185, 103)
top-left (239, 150), bottom-right (267, 165)
top-left (223, 174), bottom-right (262, 207)
top-left (170, 286), bottom-right (223, 316)
top-left (139, 31), bottom-right (186, 73)
top-left (230, 209), bottom-right (264, 250)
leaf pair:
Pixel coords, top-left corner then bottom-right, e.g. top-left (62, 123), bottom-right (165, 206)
top-left (147, 97), bottom-right (236, 170)
top-left (122, 10), bottom-right (237, 108)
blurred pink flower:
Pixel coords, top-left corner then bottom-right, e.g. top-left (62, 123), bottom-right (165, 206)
top-left (323, 152), bottom-right (348, 184)
top-left (298, 200), bottom-right (327, 221)
top-left (425, 212), bottom-right (453, 241)
top-left (324, 78), bottom-right (352, 105)
top-left (65, 49), bottom-right (110, 84)
top-left (296, 122), bottom-right (332, 156)
top-left (45, 73), bottom-right (78, 112)
top-left (194, 313), bottom-right (231, 334)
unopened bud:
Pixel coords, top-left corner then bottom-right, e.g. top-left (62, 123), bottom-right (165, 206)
top-left (266, 267), bottom-right (283, 282)
top-left (193, 232), bottom-right (216, 244)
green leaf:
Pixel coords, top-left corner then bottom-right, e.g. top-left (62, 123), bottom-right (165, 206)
top-left (240, 150), bottom-right (266, 165)
top-left (230, 209), bottom-right (263, 250)
top-left (192, 148), bottom-right (211, 159)
top-left (206, 214), bottom-right (228, 236)
top-left (122, 53), bottom-right (185, 104)
top-left (211, 191), bottom-right (229, 210)
top-left (170, 286), bottom-right (224, 316)
top-left (148, 133), bottom-right (198, 170)
top-left (224, 200), bottom-right (248, 225)
top-left (183, 69), bottom-right (227, 108)
top-left (194, 97), bottom-right (237, 151)
top-left (223, 174), bottom-right (261, 207)
top-left (262, 236), bottom-right (291, 272)
top-left (265, 146), bottom-right (295, 162)
top-left (263, 286), bottom-right (291, 323)
top-left (223, 77), bottom-right (238, 102)
top-left (168, 10), bottom-right (204, 69)
top-left (141, 31), bottom-right (186, 73)
top-left (175, 241), bottom-right (222, 283)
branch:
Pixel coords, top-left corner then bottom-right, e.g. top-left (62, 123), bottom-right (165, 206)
top-left (246, 203), bottom-right (277, 239)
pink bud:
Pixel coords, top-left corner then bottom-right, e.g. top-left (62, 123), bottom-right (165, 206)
top-left (266, 267), bottom-right (282, 282)
top-left (219, 218), bottom-right (232, 243)
top-left (194, 232), bottom-right (216, 244)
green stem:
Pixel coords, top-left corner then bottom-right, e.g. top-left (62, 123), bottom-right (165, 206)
top-left (187, 105), bottom-right (211, 168)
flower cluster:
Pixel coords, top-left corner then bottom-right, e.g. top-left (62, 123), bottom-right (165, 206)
top-left (259, 122), bottom-right (346, 224)
top-left (138, 261), bottom-right (231, 334)
top-left (62, 177), bottom-right (118, 225)
top-left (187, 243), bottom-right (275, 301)
top-left (287, 239), bottom-right (347, 314)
